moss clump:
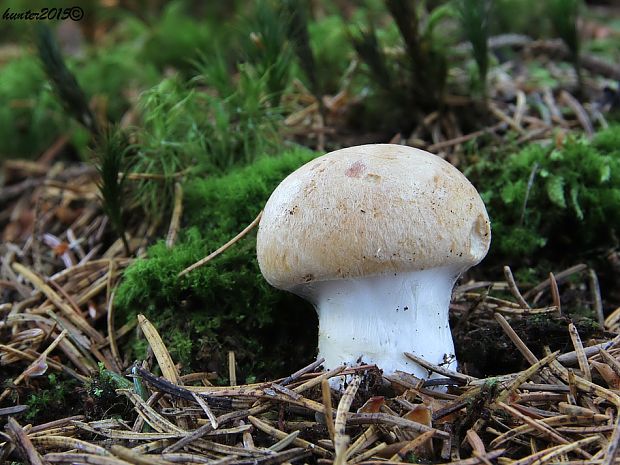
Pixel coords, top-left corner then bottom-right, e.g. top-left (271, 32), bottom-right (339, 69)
top-left (74, 43), bottom-right (159, 123)
top-left (471, 126), bottom-right (620, 265)
top-left (0, 38), bottom-right (157, 160)
top-left (491, 0), bottom-right (549, 37)
top-left (140, 1), bottom-right (225, 75)
top-left (130, 62), bottom-right (286, 220)
top-left (307, 15), bottom-right (353, 94)
top-left (24, 373), bottom-right (78, 423)
top-left (115, 147), bottom-right (319, 380)
top-left (0, 55), bottom-right (72, 159)
top-left (84, 363), bottom-right (133, 420)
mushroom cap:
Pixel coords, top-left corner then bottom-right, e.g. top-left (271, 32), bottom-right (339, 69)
top-left (257, 144), bottom-right (491, 291)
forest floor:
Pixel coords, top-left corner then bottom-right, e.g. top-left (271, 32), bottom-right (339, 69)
top-left (2, 2), bottom-right (620, 464)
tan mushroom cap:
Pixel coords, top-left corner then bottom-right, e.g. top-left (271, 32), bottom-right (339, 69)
top-left (257, 144), bottom-right (491, 291)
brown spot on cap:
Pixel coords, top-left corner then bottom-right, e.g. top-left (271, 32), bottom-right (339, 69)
top-left (345, 161), bottom-right (366, 178)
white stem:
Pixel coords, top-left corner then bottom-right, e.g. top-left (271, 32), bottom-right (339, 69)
top-left (300, 267), bottom-right (460, 379)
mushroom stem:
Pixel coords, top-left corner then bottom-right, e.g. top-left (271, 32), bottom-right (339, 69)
top-left (300, 267), bottom-right (460, 379)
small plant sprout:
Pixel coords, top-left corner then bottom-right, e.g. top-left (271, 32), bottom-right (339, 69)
top-left (456, 0), bottom-right (492, 97)
top-left (257, 145), bottom-right (491, 381)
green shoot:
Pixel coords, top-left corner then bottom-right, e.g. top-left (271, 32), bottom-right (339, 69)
top-left (96, 128), bottom-right (132, 255)
top-left (385, 0), bottom-right (422, 70)
top-left (282, 0), bottom-right (320, 97)
top-left (97, 362), bottom-right (132, 390)
top-left (34, 24), bottom-right (100, 137)
top-left (350, 24), bottom-right (393, 92)
top-left (456, 0), bottom-right (492, 97)
top-left (130, 77), bottom-right (196, 220)
top-left (547, 0), bottom-right (582, 93)
top-left (349, 1), bottom-right (450, 133)
top-left (385, 0), bottom-right (448, 110)
top-left (242, 0), bottom-right (294, 104)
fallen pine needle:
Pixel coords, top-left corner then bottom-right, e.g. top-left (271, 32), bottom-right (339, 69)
top-left (178, 211), bottom-right (262, 277)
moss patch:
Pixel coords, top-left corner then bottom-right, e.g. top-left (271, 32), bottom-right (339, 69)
top-left (470, 126), bottom-right (620, 266)
top-left (0, 55), bottom-right (72, 159)
top-left (115, 147), bottom-right (319, 380)
top-left (23, 374), bottom-right (79, 424)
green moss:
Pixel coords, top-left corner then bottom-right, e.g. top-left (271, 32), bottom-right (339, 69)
top-left (308, 15), bottom-right (353, 94)
top-left (74, 43), bottom-right (159, 122)
top-left (25, 374), bottom-right (78, 422)
top-left (115, 147), bottom-right (319, 379)
top-left (491, 0), bottom-right (549, 37)
top-left (130, 55), bottom-right (287, 219)
top-left (470, 126), bottom-right (620, 265)
top-left (240, 0), bottom-right (295, 101)
top-left (0, 55), bottom-right (73, 159)
top-left (85, 363), bottom-right (133, 420)
top-left (140, 1), bottom-right (224, 75)
top-left (0, 32), bottom-right (156, 160)
top-left (348, 1), bottom-right (452, 134)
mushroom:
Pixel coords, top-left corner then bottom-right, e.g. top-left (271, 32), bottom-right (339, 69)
top-left (256, 144), bottom-right (491, 380)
